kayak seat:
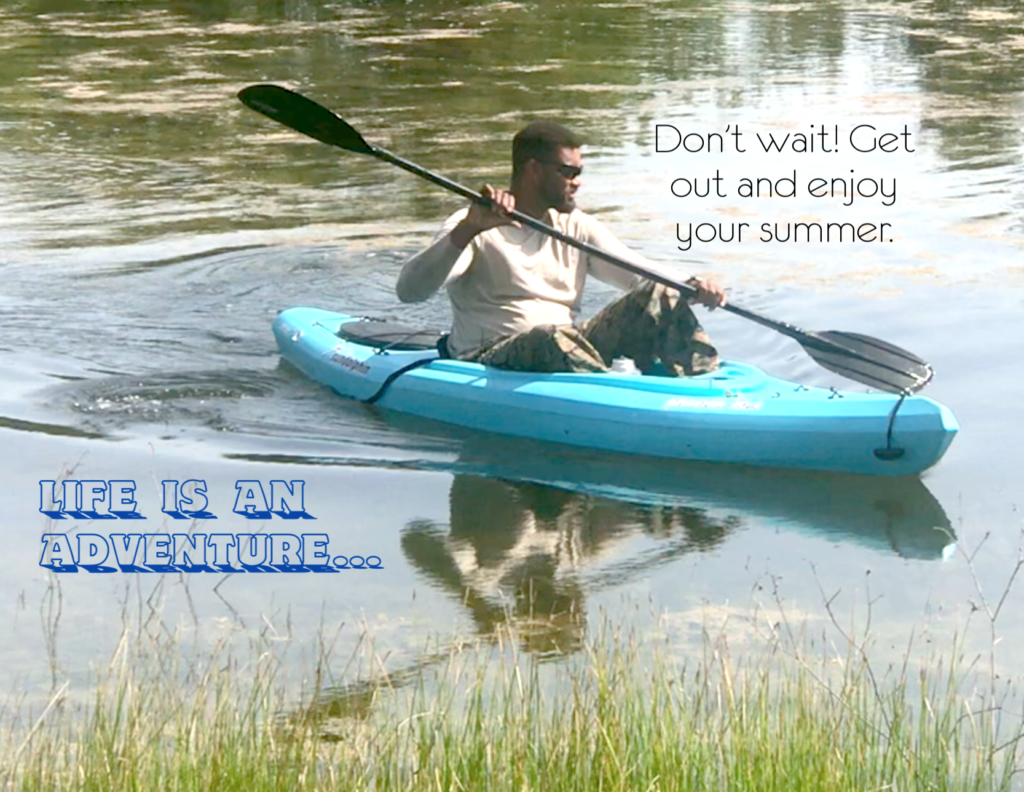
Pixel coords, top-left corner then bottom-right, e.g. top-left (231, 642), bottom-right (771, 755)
top-left (336, 319), bottom-right (443, 351)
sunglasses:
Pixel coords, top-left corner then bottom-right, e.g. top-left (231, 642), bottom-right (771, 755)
top-left (544, 161), bottom-right (583, 179)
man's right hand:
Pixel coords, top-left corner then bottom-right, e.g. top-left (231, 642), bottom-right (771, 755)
top-left (450, 185), bottom-right (518, 248)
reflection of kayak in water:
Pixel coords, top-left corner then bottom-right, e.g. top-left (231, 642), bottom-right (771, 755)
top-left (272, 309), bottom-right (958, 476)
top-left (398, 461), bottom-right (954, 658)
top-left (447, 436), bottom-right (956, 562)
top-left (230, 420), bottom-right (955, 562)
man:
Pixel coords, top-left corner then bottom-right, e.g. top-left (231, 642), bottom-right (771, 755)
top-left (396, 120), bottom-right (726, 375)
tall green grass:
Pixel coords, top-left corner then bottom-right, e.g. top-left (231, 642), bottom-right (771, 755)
top-left (3, 614), bottom-right (1022, 792)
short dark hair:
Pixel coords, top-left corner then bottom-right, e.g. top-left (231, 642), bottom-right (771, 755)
top-left (512, 121), bottom-right (582, 177)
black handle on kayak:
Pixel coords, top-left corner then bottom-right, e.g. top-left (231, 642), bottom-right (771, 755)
top-left (237, 83), bottom-right (934, 394)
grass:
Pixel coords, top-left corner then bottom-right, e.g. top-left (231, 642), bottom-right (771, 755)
top-left (2, 604), bottom-right (1023, 792)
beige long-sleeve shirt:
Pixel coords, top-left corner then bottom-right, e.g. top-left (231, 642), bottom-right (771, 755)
top-left (397, 207), bottom-right (677, 357)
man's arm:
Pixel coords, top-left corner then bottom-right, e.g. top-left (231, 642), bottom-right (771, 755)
top-left (582, 216), bottom-right (727, 308)
top-left (396, 187), bottom-right (518, 303)
top-left (395, 226), bottom-right (472, 303)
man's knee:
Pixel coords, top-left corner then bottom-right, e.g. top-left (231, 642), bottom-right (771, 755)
top-left (476, 325), bottom-right (604, 373)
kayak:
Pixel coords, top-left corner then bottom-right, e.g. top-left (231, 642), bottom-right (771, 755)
top-left (273, 307), bottom-right (958, 477)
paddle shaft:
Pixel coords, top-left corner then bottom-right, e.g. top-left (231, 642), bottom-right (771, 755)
top-left (369, 145), bottom-right (845, 351)
top-left (236, 83), bottom-right (932, 391)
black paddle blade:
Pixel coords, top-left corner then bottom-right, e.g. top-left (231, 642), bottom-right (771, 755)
top-left (802, 331), bottom-right (933, 394)
top-left (238, 84), bottom-right (375, 154)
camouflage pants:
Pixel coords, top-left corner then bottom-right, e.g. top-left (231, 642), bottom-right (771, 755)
top-left (462, 282), bottom-right (719, 376)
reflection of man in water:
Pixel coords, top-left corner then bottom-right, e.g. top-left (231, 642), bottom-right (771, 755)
top-left (401, 475), bottom-right (734, 655)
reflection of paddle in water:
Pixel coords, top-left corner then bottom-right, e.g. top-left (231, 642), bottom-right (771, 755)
top-left (401, 475), bottom-right (737, 656)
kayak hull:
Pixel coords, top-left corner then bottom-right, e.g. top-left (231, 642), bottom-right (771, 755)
top-left (273, 308), bottom-right (958, 477)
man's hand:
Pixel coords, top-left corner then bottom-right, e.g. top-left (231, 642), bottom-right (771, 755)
top-left (685, 276), bottom-right (727, 309)
top-left (450, 185), bottom-right (518, 248)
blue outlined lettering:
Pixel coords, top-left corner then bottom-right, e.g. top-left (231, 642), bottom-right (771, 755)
top-left (269, 533), bottom-right (303, 567)
top-left (109, 480), bottom-right (145, 519)
top-left (233, 480), bottom-right (315, 519)
top-left (110, 533), bottom-right (147, 572)
top-left (234, 481), bottom-right (272, 519)
top-left (269, 480), bottom-right (315, 519)
top-left (80, 481), bottom-right (115, 519)
top-left (40, 479), bottom-right (146, 520)
top-left (40, 533), bottom-right (78, 572)
top-left (303, 534), bottom-right (331, 565)
top-left (40, 478), bottom-right (315, 521)
top-left (207, 534), bottom-right (237, 570)
top-left (77, 533), bottom-right (113, 571)
top-left (38, 534), bottom-right (373, 572)
top-left (237, 533), bottom-right (266, 566)
top-left (143, 533), bottom-right (174, 570)
top-left (161, 479), bottom-right (218, 520)
top-left (173, 533), bottom-right (207, 567)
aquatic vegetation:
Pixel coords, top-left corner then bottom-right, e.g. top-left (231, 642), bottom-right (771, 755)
top-left (3, 599), bottom-right (1022, 792)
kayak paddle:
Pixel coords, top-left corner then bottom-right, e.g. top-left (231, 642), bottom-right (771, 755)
top-left (237, 83), bottom-right (933, 395)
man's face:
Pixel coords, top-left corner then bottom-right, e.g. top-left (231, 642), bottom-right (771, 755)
top-left (537, 146), bottom-right (583, 213)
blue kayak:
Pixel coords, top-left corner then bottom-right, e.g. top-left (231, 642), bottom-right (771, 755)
top-left (273, 307), bottom-right (958, 477)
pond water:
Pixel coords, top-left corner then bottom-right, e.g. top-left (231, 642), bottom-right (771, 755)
top-left (2, 0), bottom-right (1023, 705)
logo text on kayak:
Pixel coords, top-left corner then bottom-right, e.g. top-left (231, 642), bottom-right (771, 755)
top-left (663, 397), bottom-right (763, 410)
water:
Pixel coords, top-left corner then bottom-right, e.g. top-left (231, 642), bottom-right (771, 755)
top-left (2, 0), bottom-right (1024, 704)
